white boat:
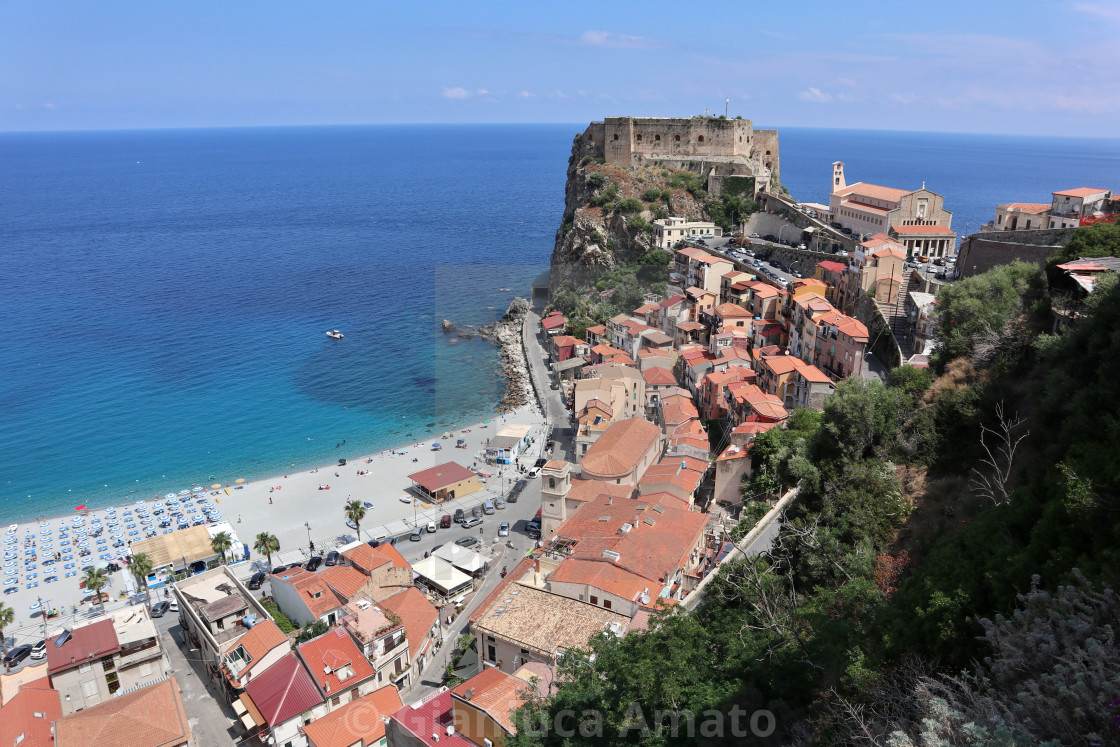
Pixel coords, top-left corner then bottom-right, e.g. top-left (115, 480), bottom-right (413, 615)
top-left (326, 330), bottom-right (344, 339)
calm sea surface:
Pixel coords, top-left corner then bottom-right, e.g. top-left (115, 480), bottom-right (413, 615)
top-left (2, 124), bottom-right (1118, 522)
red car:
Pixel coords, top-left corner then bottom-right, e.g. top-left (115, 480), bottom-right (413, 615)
top-left (440, 514), bottom-right (452, 529)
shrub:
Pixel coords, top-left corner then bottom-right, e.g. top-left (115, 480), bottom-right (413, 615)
top-left (617, 198), bottom-right (644, 214)
top-left (262, 601), bottom-right (296, 634)
top-left (628, 215), bottom-right (651, 232)
top-left (642, 187), bottom-right (661, 202)
top-left (586, 172), bottom-right (607, 189)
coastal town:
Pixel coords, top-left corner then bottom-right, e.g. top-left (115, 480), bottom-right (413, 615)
top-left (1, 116), bottom-right (1118, 747)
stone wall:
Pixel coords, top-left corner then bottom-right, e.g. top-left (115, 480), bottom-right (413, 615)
top-left (955, 227), bottom-right (1076, 278)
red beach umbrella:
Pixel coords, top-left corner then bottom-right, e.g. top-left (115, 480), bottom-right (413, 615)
top-left (74, 505), bottom-right (87, 511)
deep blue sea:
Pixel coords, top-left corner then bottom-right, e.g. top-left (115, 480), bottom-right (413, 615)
top-left (2, 124), bottom-right (1119, 523)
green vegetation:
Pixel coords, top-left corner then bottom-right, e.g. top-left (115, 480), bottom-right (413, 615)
top-left (210, 531), bottom-right (234, 565)
top-left (294, 619), bottom-right (329, 644)
top-left (550, 249), bottom-right (672, 340)
top-left (668, 172), bottom-right (705, 197)
top-left (0, 603), bottom-right (13, 658)
top-left (130, 553), bottom-right (154, 610)
top-left (706, 192), bottom-right (759, 232)
top-left (262, 600), bottom-right (297, 634)
top-left (254, 532), bottom-right (280, 569)
top-left (642, 187), bottom-right (662, 202)
top-left (617, 197), bottom-right (644, 214)
top-left (586, 171), bottom-right (608, 189)
top-left (518, 223), bottom-right (1120, 744)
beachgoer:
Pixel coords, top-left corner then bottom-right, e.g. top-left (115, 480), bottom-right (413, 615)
top-left (269, 497), bottom-right (273, 505)
top-left (237, 515), bottom-right (242, 524)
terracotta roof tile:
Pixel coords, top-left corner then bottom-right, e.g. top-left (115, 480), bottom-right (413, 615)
top-left (378, 587), bottom-right (439, 662)
top-left (0, 680), bottom-right (61, 747)
top-left (54, 679), bottom-right (190, 747)
top-left (1053, 187), bottom-right (1108, 197)
top-left (580, 418), bottom-right (661, 479)
top-left (551, 335), bottom-right (582, 347)
top-left (319, 565), bottom-right (369, 601)
top-left (890, 224), bottom-right (955, 235)
top-left (817, 260), bottom-right (846, 274)
top-left (1001, 202), bottom-right (1050, 213)
top-left (835, 182), bottom-right (910, 202)
top-left (642, 367), bottom-right (677, 386)
top-left (408, 462), bottom-right (476, 492)
top-left (296, 627), bottom-right (374, 695)
top-left (450, 667), bottom-right (533, 736)
top-left (234, 619), bottom-right (289, 665)
top-left (302, 686), bottom-right (404, 747)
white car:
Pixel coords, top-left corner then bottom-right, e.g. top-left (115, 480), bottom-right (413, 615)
top-left (399, 495), bottom-right (412, 504)
top-left (498, 522), bottom-right (510, 537)
top-left (426, 521), bottom-right (438, 534)
top-left (528, 466), bottom-right (542, 477)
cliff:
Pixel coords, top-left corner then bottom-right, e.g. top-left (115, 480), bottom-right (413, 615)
top-left (548, 135), bottom-right (710, 294)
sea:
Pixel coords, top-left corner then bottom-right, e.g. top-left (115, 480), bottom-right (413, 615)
top-left (2, 124), bottom-right (1119, 523)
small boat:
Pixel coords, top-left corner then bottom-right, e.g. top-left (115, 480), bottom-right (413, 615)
top-left (326, 330), bottom-right (344, 339)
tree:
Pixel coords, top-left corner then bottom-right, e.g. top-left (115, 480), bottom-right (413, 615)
top-left (0, 602), bottom-right (13, 658)
top-left (211, 531), bottom-right (234, 565)
top-left (294, 619), bottom-right (329, 644)
top-left (345, 500), bottom-right (366, 539)
top-left (82, 568), bottom-right (108, 614)
top-left (130, 553), bottom-right (153, 611)
top-left (254, 532), bottom-right (280, 570)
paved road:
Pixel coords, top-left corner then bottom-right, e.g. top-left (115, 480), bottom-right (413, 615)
top-left (155, 612), bottom-right (240, 746)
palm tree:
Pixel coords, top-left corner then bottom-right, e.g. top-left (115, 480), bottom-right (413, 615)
top-left (0, 602), bottom-right (14, 658)
top-left (344, 499), bottom-right (366, 539)
top-left (254, 532), bottom-right (279, 570)
top-left (82, 568), bottom-right (109, 614)
top-left (211, 531), bottom-right (234, 565)
top-left (130, 553), bottom-right (153, 611)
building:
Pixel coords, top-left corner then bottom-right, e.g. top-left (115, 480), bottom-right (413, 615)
top-left (548, 334), bottom-right (584, 363)
top-left (579, 417), bottom-right (662, 485)
top-left (300, 686), bottom-right (403, 747)
top-left (386, 689), bottom-right (475, 747)
top-left (221, 619), bottom-right (291, 694)
top-left (1049, 187), bottom-right (1113, 228)
top-left (636, 455), bottom-right (708, 505)
top-left (407, 462), bottom-right (481, 503)
top-left (448, 667), bottom-right (540, 747)
top-left (340, 597), bottom-right (412, 692)
top-left (790, 361), bottom-right (836, 410)
top-left (174, 565), bottom-right (275, 688)
top-left (377, 587), bottom-right (441, 685)
top-left (270, 565), bottom-right (370, 627)
top-left (485, 423), bottom-right (533, 465)
top-left (0, 676), bottom-right (60, 747)
top-left (572, 364), bottom-right (645, 422)
top-left (53, 679), bottom-right (191, 747)
top-left (538, 461), bottom-right (634, 538)
top-left (844, 234), bottom-right (907, 307)
top-left (982, 202), bottom-right (1051, 232)
top-left (241, 653), bottom-right (327, 747)
top-left (47, 606), bottom-right (170, 715)
top-left (652, 217), bottom-right (722, 249)
top-left (540, 311), bottom-right (566, 336)
top-left (574, 398), bottom-right (614, 458)
top-left (829, 162), bottom-right (956, 259)
top-left (713, 422), bottom-right (781, 505)
top-left (128, 524), bottom-right (219, 572)
top-left (296, 627), bottom-right (378, 708)
top-left (814, 260), bottom-right (846, 304)
top-left (580, 116), bottom-right (780, 194)
top-left (340, 542), bottom-right (413, 597)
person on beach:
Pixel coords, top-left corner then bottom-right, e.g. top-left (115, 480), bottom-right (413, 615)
top-left (269, 497), bottom-right (273, 505)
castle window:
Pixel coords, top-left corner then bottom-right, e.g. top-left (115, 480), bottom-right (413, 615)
top-left (674, 135), bottom-right (681, 142)
top-left (698, 135), bottom-right (705, 143)
top-left (654, 134), bottom-right (661, 142)
top-left (548, 477), bottom-right (555, 489)
top-left (765, 150), bottom-right (771, 156)
top-left (613, 133), bottom-right (619, 141)
top-left (636, 133), bottom-right (642, 142)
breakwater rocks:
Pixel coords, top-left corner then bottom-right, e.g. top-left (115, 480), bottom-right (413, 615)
top-left (444, 297), bottom-right (533, 412)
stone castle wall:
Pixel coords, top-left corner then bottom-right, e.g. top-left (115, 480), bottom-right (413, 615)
top-left (955, 227), bottom-right (1076, 278)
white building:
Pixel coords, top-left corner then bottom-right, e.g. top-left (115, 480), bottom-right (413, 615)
top-left (653, 217), bottom-right (722, 249)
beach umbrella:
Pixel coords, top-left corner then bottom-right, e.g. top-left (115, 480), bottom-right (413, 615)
top-left (165, 493), bottom-right (176, 499)
top-left (235, 478), bottom-right (245, 484)
top-left (210, 483), bottom-right (221, 489)
top-left (482, 419), bottom-right (492, 424)
top-left (94, 560), bottom-right (111, 570)
top-left (74, 505), bottom-right (86, 511)
top-left (178, 489), bottom-right (190, 495)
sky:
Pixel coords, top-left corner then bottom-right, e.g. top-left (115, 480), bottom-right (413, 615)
top-left (2, 1), bottom-right (1118, 136)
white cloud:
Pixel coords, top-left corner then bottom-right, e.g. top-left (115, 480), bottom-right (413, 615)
top-left (579, 30), bottom-right (659, 49)
top-left (889, 93), bottom-right (918, 105)
top-left (798, 87), bottom-right (832, 103)
top-left (518, 91), bottom-right (534, 98)
top-left (441, 87), bottom-right (471, 100)
top-left (476, 88), bottom-right (491, 96)
top-left (550, 90), bottom-right (570, 101)
top-left (1072, 2), bottom-right (1120, 23)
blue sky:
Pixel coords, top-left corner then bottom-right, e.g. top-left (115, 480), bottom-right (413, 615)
top-left (2, 1), bottom-right (1117, 135)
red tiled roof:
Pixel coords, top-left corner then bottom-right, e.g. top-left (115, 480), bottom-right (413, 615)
top-left (378, 587), bottom-right (438, 663)
top-left (749, 283), bottom-right (778, 299)
top-left (659, 294), bottom-right (686, 308)
top-left (716, 443), bottom-right (751, 462)
top-left (297, 627), bottom-right (375, 695)
top-left (54, 679), bottom-right (190, 747)
top-left (343, 542), bottom-right (410, 575)
top-left (586, 324), bottom-right (606, 335)
top-left (794, 362), bottom-right (834, 384)
top-left (835, 182), bottom-right (910, 202)
top-left (245, 653), bottom-right (325, 726)
top-left (46, 618), bottom-right (120, 675)
top-left (634, 303), bottom-right (659, 314)
top-left (642, 367), bottom-right (677, 386)
top-left (0, 680), bottom-right (61, 747)
top-left (541, 314), bottom-right (567, 329)
top-left (843, 199), bottom-right (890, 214)
top-left (408, 462), bottom-right (475, 492)
top-left (732, 421), bottom-right (780, 437)
top-left (450, 667), bottom-right (532, 736)
top-left (714, 302), bottom-right (751, 317)
top-left (891, 224), bottom-right (955, 235)
top-left (272, 566), bottom-right (348, 618)
top-left (760, 355), bottom-right (800, 376)
top-left (580, 418), bottom-right (661, 479)
top-left (675, 320), bottom-right (704, 332)
top-left (817, 260), bottom-right (846, 274)
top-left (319, 565), bottom-right (368, 600)
top-left (1053, 187), bottom-right (1108, 198)
top-left (302, 686), bottom-right (404, 747)
top-left (551, 335), bottom-right (582, 347)
top-left (1001, 202), bottom-right (1050, 213)
top-left (565, 479), bottom-right (633, 504)
top-left (232, 619), bottom-right (288, 667)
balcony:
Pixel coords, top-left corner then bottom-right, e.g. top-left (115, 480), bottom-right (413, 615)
top-left (118, 639), bottom-right (162, 668)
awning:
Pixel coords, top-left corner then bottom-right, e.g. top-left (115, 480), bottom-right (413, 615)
top-left (238, 693), bottom-right (265, 729)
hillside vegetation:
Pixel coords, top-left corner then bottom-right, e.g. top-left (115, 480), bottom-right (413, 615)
top-left (512, 226), bottom-right (1120, 746)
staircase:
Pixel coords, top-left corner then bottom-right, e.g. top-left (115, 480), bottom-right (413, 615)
top-left (876, 272), bottom-right (915, 360)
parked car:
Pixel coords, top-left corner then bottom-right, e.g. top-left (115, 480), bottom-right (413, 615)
top-left (526, 521), bottom-right (542, 539)
top-left (248, 571), bottom-right (266, 590)
top-left (169, 600), bottom-right (178, 612)
top-left (325, 551), bottom-right (340, 566)
top-left (933, 257), bottom-right (946, 266)
top-left (495, 497), bottom-right (506, 510)
top-left (426, 521), bottom-right (438, 534)
top-left (455, 535), bottom-right (480, 548)
top-left (271, 566), bottom-right (286, 575)
top-left (498, 521), bottom-right (510, 537)
top-left (440, 514), bottom-right (452, 529)
top-left (29, 640), bottom-right (46, 660)
top-left (471, 505), bottom-right (483, 519)
top-left (482, 500), bottom-right (495, 515)
top-left (534, 458), bottom-right (547, 468)
top-left (528, 465), bottom-right (542, 477)
top-left (410, 526), bottom-right (425, 541)
top-left (550, 382), bottom-right (559, 390)
top-left (462, 516), bottom-right (482, 529)
top-left (749, 232), bottom-right (760, 238)
top-left (3, 645), bottom-right (32, 668)
top-left (453, 508), bottom-right (465, 524)
top-left (151, 601), bottom-right (171, 618)
top-left (305, 556), bottom-right (323, 572)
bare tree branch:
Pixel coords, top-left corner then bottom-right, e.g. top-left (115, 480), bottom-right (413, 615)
top-left (969, 401), bottom-right (1029, 506)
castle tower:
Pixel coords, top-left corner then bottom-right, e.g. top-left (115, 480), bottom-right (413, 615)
top-left (540, 461), bottom-right (573, 538)
top-left (832, 161), bottom-right (846, 193)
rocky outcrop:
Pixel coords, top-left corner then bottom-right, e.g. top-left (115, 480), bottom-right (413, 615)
top-left (448, 298), bottom-right (533, 412)
top-left (549, 137), bottom-right (711, 294)
top-left (441, 319), bottom-right (456, 333)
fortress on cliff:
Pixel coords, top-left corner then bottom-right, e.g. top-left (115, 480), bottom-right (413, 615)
top-left (578, 116), bottom-right (780, 196)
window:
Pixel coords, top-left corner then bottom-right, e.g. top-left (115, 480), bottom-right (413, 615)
top-left (79, 663), bottom-right (92, 674)
top-left (548, 477), bottom-right (555, 489)
top-left (105, 672), bottom-right (120, 694)
top-left (332, 696), bottom-right (341, 707)
top-left (654, 134), bottom-right (661, 141)
top-left (697, 135), bottom-right (705, 143)
top-left (487, 645), bottom-right (496, 661)
top-left (612, 133), bottom-right (619, 141)
top-left (102, 659), bottom-right (115, 672)
top-left (604, 600), bottom-right (612, 609)
top-left (590, 595), bottom-right (598, 605)
top-left (636, 134), bottom-right (642, 142)
top-left (674, 134), bottom-right (681, 142)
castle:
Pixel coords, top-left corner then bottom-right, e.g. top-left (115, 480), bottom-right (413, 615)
top-left (578, 116), bottom-right (780, 196)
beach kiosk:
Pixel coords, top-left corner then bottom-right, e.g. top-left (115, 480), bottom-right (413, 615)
top-left (407, 462), bottom-right (481, 504)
